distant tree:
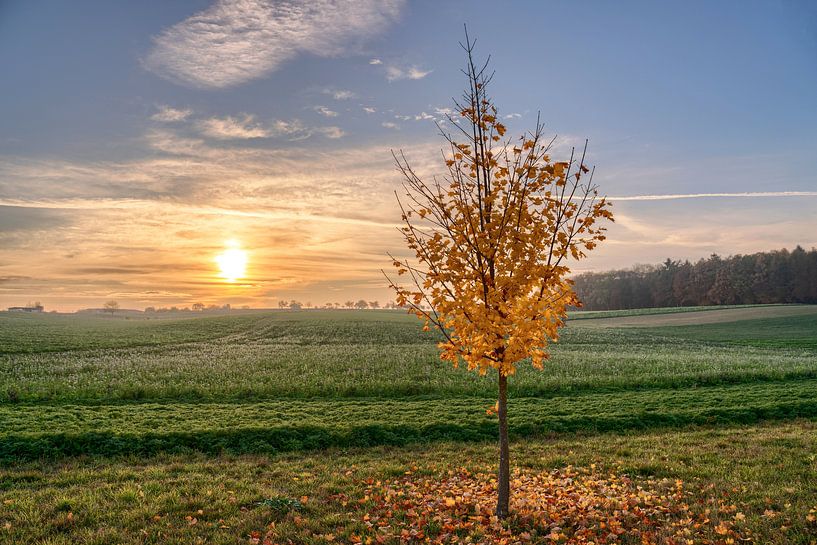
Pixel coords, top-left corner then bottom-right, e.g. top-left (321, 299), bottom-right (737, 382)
top-left (192, 302), bottom-right (205, 311)
top-left (368, 300), bottom-right (380, 309)
top-left (144, 306), bottom-right (156, 313)
top-left (344, 300), bottom-right (355, 309)
top-left (103, 300), bottom-right (119, 314)
top-left (278, 300), bottom-right (288, 309)
top-left (289, 301), bottom-right (302, 310)
top-left (386, 34), bottom-right (612, 518)
top-left (354, 300), bottom-right (369, 309)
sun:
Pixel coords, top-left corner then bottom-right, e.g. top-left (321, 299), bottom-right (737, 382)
top-left (215, 240), bottom-right (248, 282)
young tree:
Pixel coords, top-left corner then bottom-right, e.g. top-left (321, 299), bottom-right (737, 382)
top-left (386, 33), bottom-right (613, 518)
top-left (103, 300), bottom-right (119, 314)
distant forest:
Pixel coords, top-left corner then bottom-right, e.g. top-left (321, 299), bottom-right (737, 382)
top-left (572, 247), bottom-right (817, 310)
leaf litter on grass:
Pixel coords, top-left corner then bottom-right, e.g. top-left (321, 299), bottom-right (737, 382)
top-left (332, 466), bottom-right (750, 544)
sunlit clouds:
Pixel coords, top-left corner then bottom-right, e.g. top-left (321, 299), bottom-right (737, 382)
top-left (1, 1), bottom-right (816, 311)
top-left (143, 0), bottom-right (404, 88)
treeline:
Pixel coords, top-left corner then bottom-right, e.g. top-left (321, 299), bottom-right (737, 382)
top-left (573, 246), bottom-right (817, 310)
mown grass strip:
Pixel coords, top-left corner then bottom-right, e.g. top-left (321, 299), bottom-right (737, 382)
top-left (4, 379), bottom-right (817, 461)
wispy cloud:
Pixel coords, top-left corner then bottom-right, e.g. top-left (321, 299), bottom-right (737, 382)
top-left (143, 0), bottom-right (404, 89)
top-left (384, 64), bottom-right (432, 82)
top-left (271, 119), bottom-right (345, 140)
top-left (197, 114), bottom-right (270, 140)
top-left (610, 191), bottom-right (817, 201)
top-left (314, 105), bottom-right (339, 117)
top-left (369, 58), bottom-right (383, 65)
top-left (317, 126), bottom-right (345, 139)
top-left (322, 88), bottom-right (356, 100)
top-left (362, 107), bottom-right (376, 114)
top-left (151, 105), bottom-right (192, 122)
top-left (381, 121), bottom-right (399, 129)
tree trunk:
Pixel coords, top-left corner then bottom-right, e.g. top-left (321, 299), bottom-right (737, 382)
top-left (496, 372), bottom-right (510, 518)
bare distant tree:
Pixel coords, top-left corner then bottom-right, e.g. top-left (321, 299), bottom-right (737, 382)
top-left (192, 302), bottom-right (205, 311)
top-left (103, 300), bottom-right (119, 314)
top-left (278, 300), bottom-right (288, 309)
top-left (289, 301), bottom-right (302, 310)
top-left (368, 300), bottom-right (380, 309)
top-left (355, 300), bottom-right (369, 310)
top-left (344, 300), bottom-right (354, 309)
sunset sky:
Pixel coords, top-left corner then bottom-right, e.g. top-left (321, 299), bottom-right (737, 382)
top-left (1, 0), bottom-right (816, 311)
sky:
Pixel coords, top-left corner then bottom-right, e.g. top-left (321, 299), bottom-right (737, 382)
top-left (1, 0), bottom-right (816, 311)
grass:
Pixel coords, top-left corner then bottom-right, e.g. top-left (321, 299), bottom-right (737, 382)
top-left (2, 309), bottom-right (816, 403)
top-left (1, 305), bottom-right (817, 543)
top-left (1, 421), bottom-right (815, 544)
top-left (3, 378), bottom-right (817, 461)
top-left (0, 312), bottom-right (263, 354)
top-left (567, 302), bottom-right (790, 320)
top-left (640, 312), bottom-right (817, 350)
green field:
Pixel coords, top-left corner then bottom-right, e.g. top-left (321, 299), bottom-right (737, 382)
top-left (1, 305), bottom-right (817, 543)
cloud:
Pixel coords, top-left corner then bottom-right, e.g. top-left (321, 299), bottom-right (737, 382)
top-left (317, 126), bottom-right (345, 139)
top-left (381, 121), bottom-right (399, 129)
top-left (143, 0), bottom-right (404, 89)
top-left (610, 191), bottom-right (817, 201)
top-left (504, 113), bottom-right (521, 119)
top-left (269, 119), bottom-right (344, 140)
top-left (414, 112), bottom-right (434, 121)
top-left (322, 88), bottom-right (356, 100)
top-left (151, 105), bottom-right (193, 122)
top-left (197, 114), bottom-right (270, 139)
top-left (384, 64), bottom-right (432, 82)
top-left (369, 58), bottom-right (383, 65)
top-left (362, 106), bottom-right (376, 113)
top-left (0, 206), bottom-right (71, 233)
top-left (314, 106), bottom-right (339, 117)
top-left (4, 127), bottom-right (815, 311)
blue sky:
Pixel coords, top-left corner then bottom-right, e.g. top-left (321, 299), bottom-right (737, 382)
top-left (1, 0), bottom-right (816, 310)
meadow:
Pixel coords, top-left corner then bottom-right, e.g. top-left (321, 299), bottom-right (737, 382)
top-left (1, 305), bottom-right (816, 543)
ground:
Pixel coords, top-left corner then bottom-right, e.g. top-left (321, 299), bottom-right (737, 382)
top-left (1, 305), bottom-right (816, 543)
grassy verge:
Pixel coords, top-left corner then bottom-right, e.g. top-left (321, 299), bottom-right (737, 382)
top-left (1, 421), bottom-right (815, 544)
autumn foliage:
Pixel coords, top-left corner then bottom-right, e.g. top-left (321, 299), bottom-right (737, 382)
top-left (343, 466), bottom-right (750, 545)
top-left (386, 33), bottom-right (613, 516)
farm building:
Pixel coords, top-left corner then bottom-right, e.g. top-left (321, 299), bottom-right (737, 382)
top-left (7, 304), bottom-right (44, 313)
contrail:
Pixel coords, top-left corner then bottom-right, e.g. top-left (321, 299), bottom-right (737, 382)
top-left (609, 191), bottom-right (817, 201)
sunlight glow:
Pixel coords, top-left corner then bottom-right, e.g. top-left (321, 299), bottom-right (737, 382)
top-left (215, 240), bottom-right (248, 282)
